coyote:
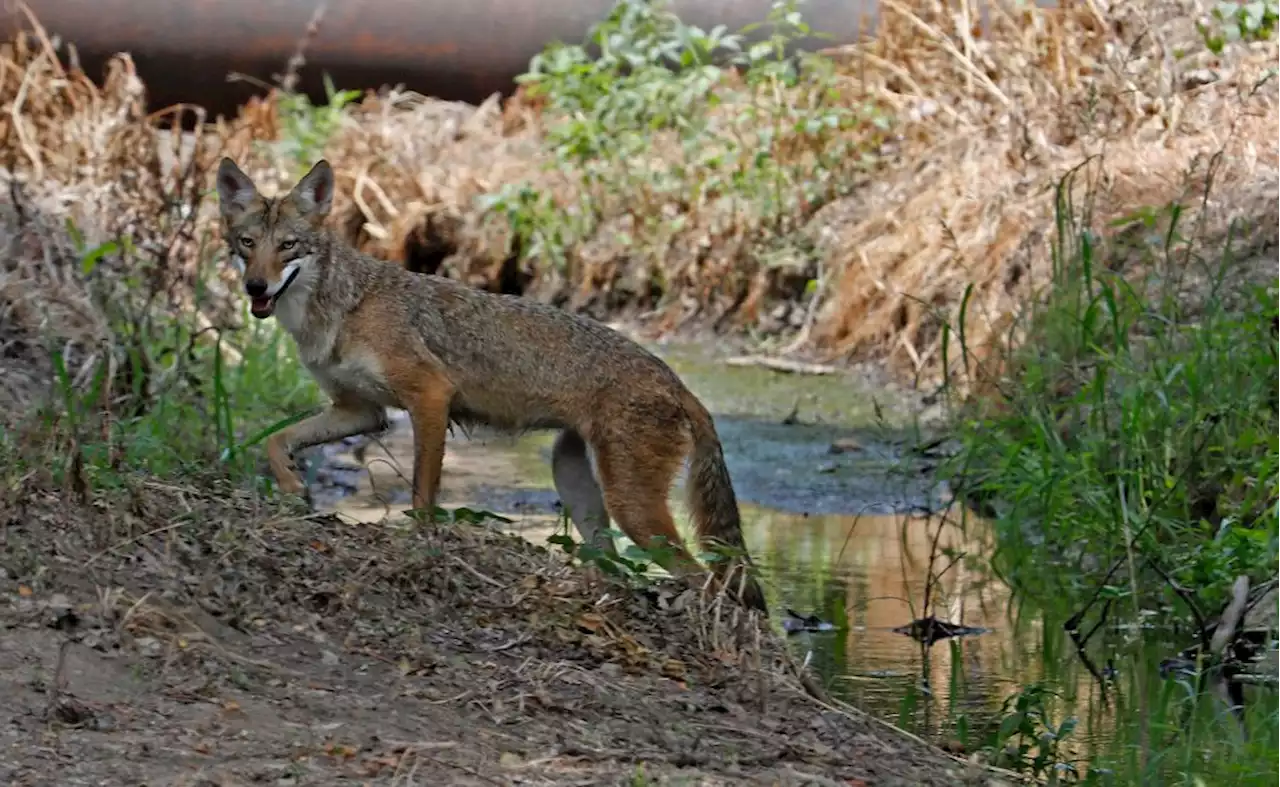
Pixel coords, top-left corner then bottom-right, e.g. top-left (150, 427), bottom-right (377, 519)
top-left (214, 157), bottom-right (768, 613)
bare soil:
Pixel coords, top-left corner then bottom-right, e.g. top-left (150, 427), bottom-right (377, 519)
top-left (0, 474), bottom-right (990, 786)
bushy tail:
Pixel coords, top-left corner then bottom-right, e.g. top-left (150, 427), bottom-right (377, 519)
top-left (682, 394), bottom-right (769, 615)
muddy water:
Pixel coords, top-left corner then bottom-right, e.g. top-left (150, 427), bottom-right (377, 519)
top-left (309, 337), bottom-right (1092, 744)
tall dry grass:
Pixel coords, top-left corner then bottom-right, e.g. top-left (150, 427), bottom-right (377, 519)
top-left (0, 18), bottom-right (217, 412)
top-left (809, 0), bottom-right (1277, 385)
top-left (0, 0), bottom-right (1275, 409)
top-left (217, 0), bottom-right (1277, 386)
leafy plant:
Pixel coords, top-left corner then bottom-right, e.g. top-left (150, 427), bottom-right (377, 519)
top-left (406, 505), bottom-right (514, 526)
top-left (275, 73), bottom-right (362, 174)
top-left (547, 524), bottom-right (676, 582)
top-left (986, 684), bottom-right (1082, 782)
top-left (940, 168), bottom-right (1279, 785)
top-left (478, 0), bottom-right (886, 294)
top-left (1197, 0), bottom-right (1278, 54)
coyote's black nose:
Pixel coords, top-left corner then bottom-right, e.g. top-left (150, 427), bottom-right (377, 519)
top-left (245, 278), bottom-right (268, 297)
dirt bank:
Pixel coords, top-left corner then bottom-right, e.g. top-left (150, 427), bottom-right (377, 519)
top-left (0, 473), bottom-right (999, 786)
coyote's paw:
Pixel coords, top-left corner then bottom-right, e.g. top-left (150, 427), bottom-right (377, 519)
top-left (266, 434), bottom-right (309, 502)
top-left (275, 468), bottom-right (307, 497)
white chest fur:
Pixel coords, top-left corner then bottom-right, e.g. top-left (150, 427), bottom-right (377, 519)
top-left (307, 352), bottom-right (399, 409)
top-left (268, 266), bottom-right (399, 409)
top-left (272, 284), bottom-right (314, 340)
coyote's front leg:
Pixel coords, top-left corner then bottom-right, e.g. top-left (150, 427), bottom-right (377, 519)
top-left (266, 401), bottom-right (388, 498)
top-left (405, 387), bottom-right (453, 513)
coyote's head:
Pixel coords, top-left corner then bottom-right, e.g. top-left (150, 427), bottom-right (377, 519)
top-left (215, 158), bottom-right (334, 319)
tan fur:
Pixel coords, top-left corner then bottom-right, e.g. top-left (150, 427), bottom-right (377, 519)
top-left (215, 158), bottom-right (768, 613)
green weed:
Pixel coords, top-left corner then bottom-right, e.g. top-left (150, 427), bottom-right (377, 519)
top-left (546, 518), bottom-right (680, 583)
top-left (1198, 0), bottom-right (1279, 54)
top-left (479, 0), bottom-right (886, 303)
top-left (274, 73), bottom-right (362, 176)
top-left (544, 506), bottom-right (740, 588)
top-left (987, 683), bottom-right (1082, 783)
top-left (4, 224), bottom-right (322, 503)
top-left (406, 505), bottom-right (514, 527)
top-left (948, 174), bottom-right (1278, 627)
top-left (940, 165), bottom-right (1279, 784)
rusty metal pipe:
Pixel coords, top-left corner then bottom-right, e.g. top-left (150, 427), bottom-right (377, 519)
top-left (5, 0), bottom-right (871, 118)
top-left (8, 0), bottom-right (1051, 121)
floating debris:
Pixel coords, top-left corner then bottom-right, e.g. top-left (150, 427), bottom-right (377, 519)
top-left (892, 616), bottom-right (988, 646)
top-left (783, 609), bottom-right (838, 635)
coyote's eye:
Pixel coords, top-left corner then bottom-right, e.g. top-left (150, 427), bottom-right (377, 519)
top-left (279, 239), bottom-right (297, 251)
top-left (238, 236), bottom-right (255, 249)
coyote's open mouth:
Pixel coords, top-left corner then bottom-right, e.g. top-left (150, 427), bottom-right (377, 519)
top-left (249, 296), bottom-right (276, 319)
top-left (249, 266), bottom-right (302, 320)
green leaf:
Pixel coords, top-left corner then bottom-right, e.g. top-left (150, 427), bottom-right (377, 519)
top-left (81, 240), bottom-right (120, 275)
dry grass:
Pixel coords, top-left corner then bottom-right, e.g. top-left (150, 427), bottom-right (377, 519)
top-left (809, 0), bottom-right (1278, 386)
top-left (2, 0), bottom-right (1274, 400)
top-left (0, 9), bottom-right (232, 414)
top-left (231, 0), bottom-right (1274, 387)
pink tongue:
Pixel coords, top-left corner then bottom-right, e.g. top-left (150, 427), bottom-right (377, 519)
top-left (251, 296), bottom-right (272, 313)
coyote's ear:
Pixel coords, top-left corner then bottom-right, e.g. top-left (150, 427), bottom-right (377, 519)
top-left (215, 157), bottom-right (258, 218)
top-left (289, 159), bottom-right (334, 223)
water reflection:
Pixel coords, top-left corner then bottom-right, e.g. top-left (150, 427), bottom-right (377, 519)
top-left (747, 504), bottom-right (1117, 751)
top-left (748, 506), bottom-right (1014, 735)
